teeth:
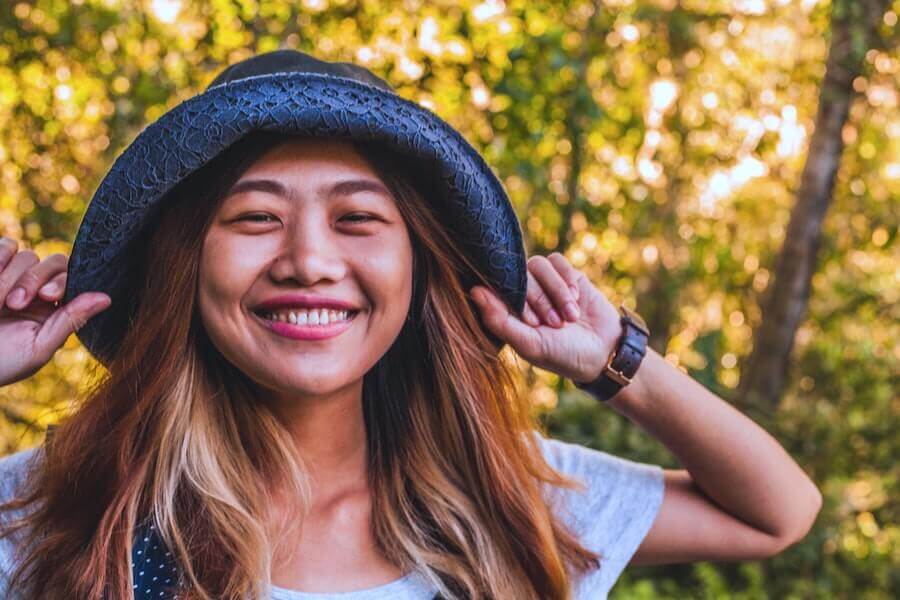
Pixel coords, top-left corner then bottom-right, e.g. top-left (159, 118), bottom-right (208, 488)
top-left (262, 308), bottom-right (353, 326)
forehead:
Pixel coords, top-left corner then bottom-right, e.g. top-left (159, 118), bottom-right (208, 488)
top-left (242, 137), bottom-right (377, 178)
top-left (221, 137), bottom-right (396, 205)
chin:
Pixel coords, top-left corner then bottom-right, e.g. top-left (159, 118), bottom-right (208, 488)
top-left (253, 369), bottom-right (355, 396)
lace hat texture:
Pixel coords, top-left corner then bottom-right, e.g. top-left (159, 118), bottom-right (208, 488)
top-left (62, 49), bottom-right (528, 365)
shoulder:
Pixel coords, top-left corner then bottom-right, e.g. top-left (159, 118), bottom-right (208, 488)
top-left (531, 431), bottom-right (665, 598)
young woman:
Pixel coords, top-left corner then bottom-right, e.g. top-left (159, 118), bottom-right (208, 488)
top-left (0, 51), bottom-right (821, 600)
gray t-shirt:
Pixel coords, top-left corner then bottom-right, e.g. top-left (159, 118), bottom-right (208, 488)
top-left (0, 432), bottom-right (664, 599)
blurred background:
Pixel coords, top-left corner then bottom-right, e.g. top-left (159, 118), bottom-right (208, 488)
top-left (0, 0), bottom-right (897, 597)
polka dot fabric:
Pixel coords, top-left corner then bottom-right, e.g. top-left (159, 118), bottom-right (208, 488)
top-left (131, 521), bottom-right (182, 599)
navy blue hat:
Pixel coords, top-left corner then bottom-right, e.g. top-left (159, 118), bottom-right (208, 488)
top-left (63, 49), bottom-right (527, 365)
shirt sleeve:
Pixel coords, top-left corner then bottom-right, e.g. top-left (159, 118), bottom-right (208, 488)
top-left (535, 431), bottom-right (665, 598)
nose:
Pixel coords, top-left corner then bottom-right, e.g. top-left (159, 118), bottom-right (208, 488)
top-left (268, 212), bottom-right (347, 286)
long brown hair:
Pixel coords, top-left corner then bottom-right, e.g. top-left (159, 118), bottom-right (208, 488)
top-left (0, 131), bottom-right (602, 599)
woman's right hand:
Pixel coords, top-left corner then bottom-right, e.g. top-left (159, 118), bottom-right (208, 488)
top-left (0, 237), bottom-right (112, 387)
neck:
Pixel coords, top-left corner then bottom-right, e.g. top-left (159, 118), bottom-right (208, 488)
top-left (267, 379), bottom-right (369, 499)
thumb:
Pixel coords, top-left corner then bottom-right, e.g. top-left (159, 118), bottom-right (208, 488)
top-left (36, 293), bottom-right (111, 355)
top-left (470, 286), bottom-right (539, 351)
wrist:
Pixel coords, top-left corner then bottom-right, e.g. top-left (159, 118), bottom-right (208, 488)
top-left (572, 319), bottom-right (624, 385)
top-left (606, 346), bottom-right (659, 413)
top-left (573, 304), bottom-right (650, 402)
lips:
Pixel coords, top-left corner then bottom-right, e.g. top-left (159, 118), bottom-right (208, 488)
top-left (254, 292), bottom-right (360, 312)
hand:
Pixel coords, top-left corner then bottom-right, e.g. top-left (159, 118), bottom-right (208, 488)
top-left (469, 252), bottom-right (624, 384)
top-left (0, 237), bottom-right (112, 387)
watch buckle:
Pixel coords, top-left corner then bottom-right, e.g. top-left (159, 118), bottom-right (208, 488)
top-left (603, 348), bottom-right (632, 386)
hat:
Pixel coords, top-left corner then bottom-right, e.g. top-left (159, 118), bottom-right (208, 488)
top-left (62, 49), bottom-right (527, 365)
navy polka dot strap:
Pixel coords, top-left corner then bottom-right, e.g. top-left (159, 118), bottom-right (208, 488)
top-left (131, 520), bottom-right (182, 599)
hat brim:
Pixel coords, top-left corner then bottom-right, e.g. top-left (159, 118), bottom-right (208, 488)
top-left (64, 71), bottom-right (526, 365)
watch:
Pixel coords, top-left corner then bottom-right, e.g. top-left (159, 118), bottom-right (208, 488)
top-left (573, 304), bottom-right (650, 401)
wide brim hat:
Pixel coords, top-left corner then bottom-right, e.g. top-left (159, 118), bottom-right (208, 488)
top-left (62, 49), bottom-right (527, 366)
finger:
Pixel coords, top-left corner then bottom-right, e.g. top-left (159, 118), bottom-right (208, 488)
top-left (5, 253), bottom-right (67, 310)
top-left (525, 296), bottom-right (544, 327)
top-left (503, 280), bottom-right (541, 327)
top-left (35, 293), bottom-right (112, 357)
top-left (1, 250), bottom-right (40, 309)
top-left (470, 286), bottom-right (542, 351)
top-left (545, 252), bottom-right (584, 302)
top-left (0, 237), bottom-right (18, 270)
top-left (521, 301), bottom-right (541, 327)
top-left (525, 270), bottom-right (562, 328)
top-left (37, 272), bottom-right (67, 301)
top-left (529, 254), bottom-right (581, 323)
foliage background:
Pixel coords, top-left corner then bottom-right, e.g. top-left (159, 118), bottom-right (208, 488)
top-left (1, 0), bottom-right (897, 597)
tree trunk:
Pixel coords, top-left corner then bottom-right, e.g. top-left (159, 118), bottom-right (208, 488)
top-left (737, 0), bottom-right (889, 410)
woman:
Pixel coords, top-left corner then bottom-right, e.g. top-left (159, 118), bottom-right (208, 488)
top-left (0, 50), bottom-right (821, 599)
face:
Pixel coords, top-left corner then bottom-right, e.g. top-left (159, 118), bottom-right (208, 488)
top-left (198, 137), bottom-right (414, 404)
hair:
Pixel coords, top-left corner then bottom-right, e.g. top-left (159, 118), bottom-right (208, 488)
top-left (0, 130), bottom-right (603, 599)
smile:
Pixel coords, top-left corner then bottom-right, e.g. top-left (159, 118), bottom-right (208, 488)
top-left (252, 309), bottom-right (359, 341)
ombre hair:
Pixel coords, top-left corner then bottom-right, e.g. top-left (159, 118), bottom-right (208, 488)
top-left (0, 131), bottom-right (603, 599)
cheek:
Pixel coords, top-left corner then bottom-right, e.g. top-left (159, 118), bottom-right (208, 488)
top-left (357, 243), bottom-right (414, 314)
top-left (198, 233), bottom-right (260, 310)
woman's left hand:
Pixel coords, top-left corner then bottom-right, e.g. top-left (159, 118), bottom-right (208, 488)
top-left (469, 252), bottom-right (625, 383)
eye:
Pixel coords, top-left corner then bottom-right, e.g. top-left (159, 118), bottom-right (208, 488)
top-left (341, 213), bottom-right (378, 224)
top-left (238, 213), bottom-right (278, 223)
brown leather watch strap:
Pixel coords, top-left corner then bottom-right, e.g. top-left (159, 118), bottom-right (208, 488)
top-left (573, 305), bottom-right (650, 401)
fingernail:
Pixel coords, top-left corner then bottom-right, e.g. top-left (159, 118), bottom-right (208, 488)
top-left (570, 284), bottom-right (579, 300)
top-left (547, 309), bottom-right (562, 327)
top-left (8, 287), bottom-right (25, 306)
top-left (564, 301), bottom-right (580, 320)
top-left (40, 282), bottom-right (59, 294)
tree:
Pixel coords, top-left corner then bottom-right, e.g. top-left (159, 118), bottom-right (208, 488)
top-left (738, 0), bottom-right (893, 410)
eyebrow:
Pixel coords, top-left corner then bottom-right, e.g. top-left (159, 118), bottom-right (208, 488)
top-left (223, 177), bottom-right (393, 202)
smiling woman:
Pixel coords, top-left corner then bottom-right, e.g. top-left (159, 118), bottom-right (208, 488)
top-left (0, 126), bottom-right (608, 600)
top-left (0, 49), bottom-right (820, 600)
